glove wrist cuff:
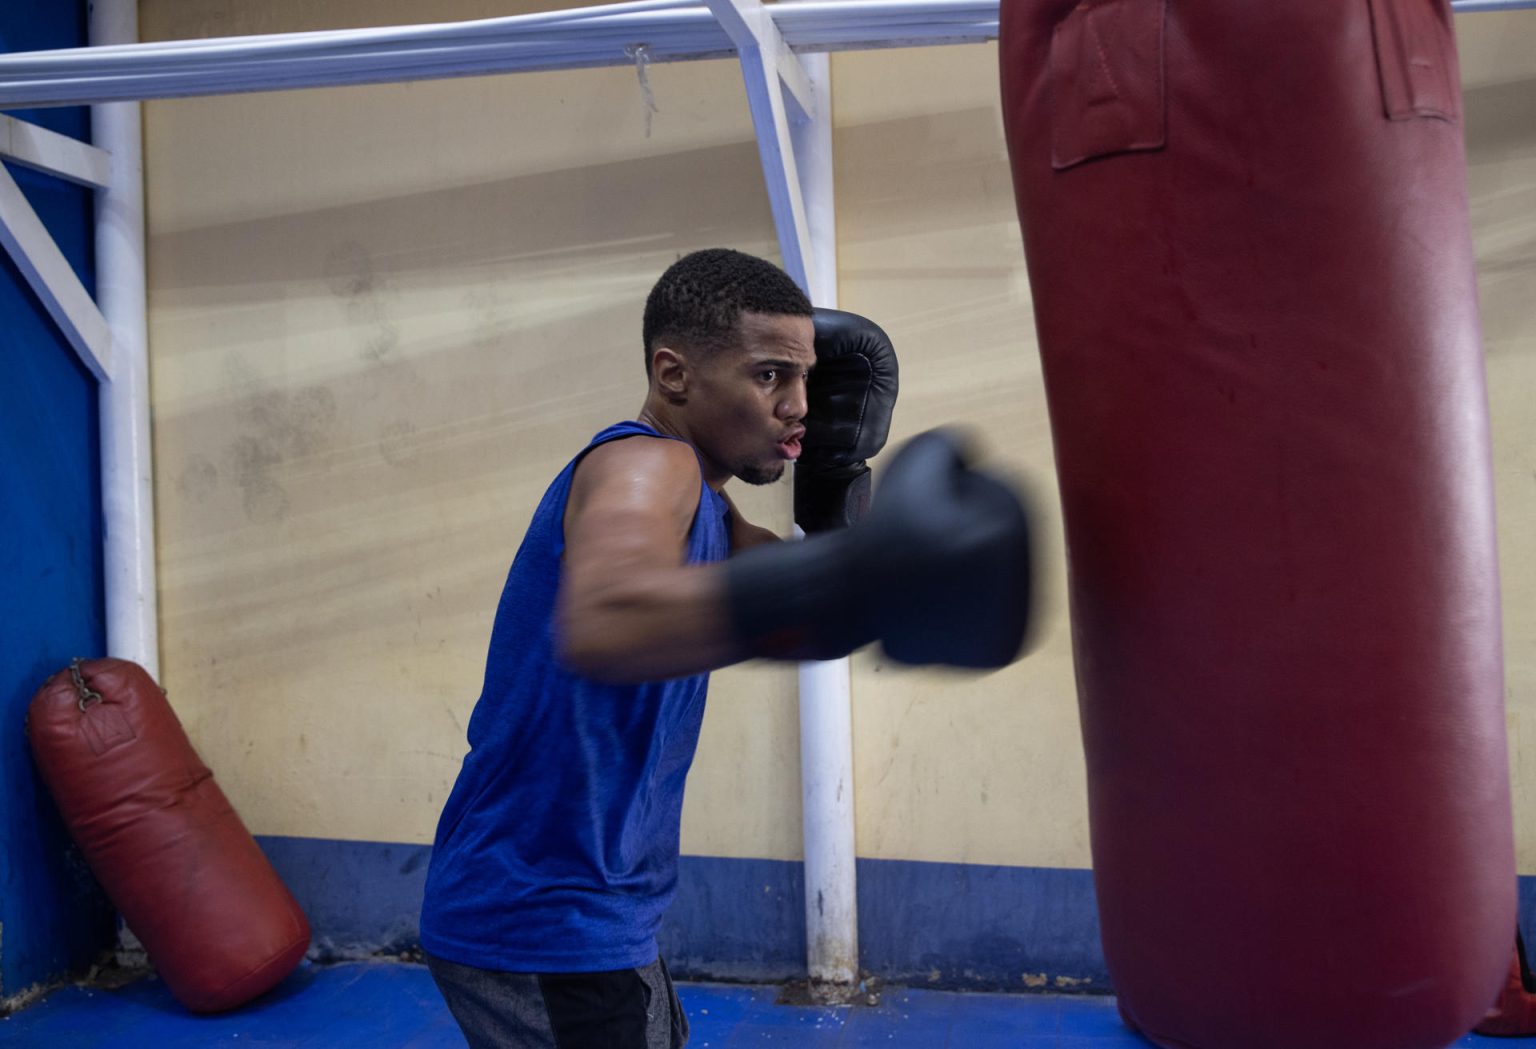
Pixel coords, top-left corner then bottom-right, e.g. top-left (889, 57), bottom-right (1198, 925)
top-left (724, 534), bottom-right (872, 661)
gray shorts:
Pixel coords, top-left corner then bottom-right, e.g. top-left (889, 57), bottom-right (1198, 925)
top-left (425, 952), bottom-right (688, 1049)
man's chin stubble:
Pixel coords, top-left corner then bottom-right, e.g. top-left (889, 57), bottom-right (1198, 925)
top-left (736, 462), bottom-right (785, 486)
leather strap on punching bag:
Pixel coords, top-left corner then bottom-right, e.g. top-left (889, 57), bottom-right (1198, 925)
top-left (27, 658), bottom-right (310, 1013)
top-left (999, 3), bottom-right (1514, 1047)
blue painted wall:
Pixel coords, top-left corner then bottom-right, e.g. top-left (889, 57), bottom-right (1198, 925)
top-left (257, 834), bottom-right (1536, 992)
top-left (258, 836), bottom-right (1112, 991)
top-left (0, 1), bottom-right (114, 1001)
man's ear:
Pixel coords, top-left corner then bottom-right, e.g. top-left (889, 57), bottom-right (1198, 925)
top-left (652, 347), bottom-right (688, 405)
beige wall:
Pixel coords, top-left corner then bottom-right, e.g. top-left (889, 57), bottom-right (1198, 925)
top-left (143, 0), bottom-right (805, 857)
top-left (143, 3), bottom-right (1536, 873)
top-left (832, 44), bottom-right (1084, 867)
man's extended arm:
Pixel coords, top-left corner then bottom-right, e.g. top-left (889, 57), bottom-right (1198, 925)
top-left (557, 436), bottom-right (741, 683)
top-left (556, 429), bottom-right (1035, 685)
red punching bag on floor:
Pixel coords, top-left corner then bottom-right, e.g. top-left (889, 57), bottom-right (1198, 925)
top-left (1000, 2), bottom-right (1514, 1047)
top-left (27, 658), bottom-right (310, 1013)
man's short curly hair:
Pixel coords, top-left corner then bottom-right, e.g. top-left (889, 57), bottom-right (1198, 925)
top-left (642, 248), bottom-right (812, 377)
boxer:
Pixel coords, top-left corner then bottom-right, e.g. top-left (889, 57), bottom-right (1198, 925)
top-left (420, 248), bottom-right (1031, 1049)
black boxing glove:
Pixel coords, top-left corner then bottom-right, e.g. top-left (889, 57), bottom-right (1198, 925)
top-left (727, 428), bottom-right (1033, 668)
top-left (794, 308), bottom-right (899, 532)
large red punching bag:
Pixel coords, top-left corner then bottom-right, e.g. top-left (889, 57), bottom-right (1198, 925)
top-left (1000, 2), bottom-right (1514, 1047)
top-left (28, 658), bottom-right (310, 1012)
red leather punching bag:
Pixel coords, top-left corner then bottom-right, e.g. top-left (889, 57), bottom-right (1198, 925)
top-left (1000, 2), bottom-right (1514, 1047)
top-left (28, 658), bottom-right (310, 1013)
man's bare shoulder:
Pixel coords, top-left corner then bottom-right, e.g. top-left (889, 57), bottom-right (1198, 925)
top-left (576, 434), bottom-right (697, 483)
top-left (568, 434), bottom-right (701, 520)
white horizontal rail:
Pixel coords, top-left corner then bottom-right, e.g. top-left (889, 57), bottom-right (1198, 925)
top-left (1, 0), bottom-right (1520, 109)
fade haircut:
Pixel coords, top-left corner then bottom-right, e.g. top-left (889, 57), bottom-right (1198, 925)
top-left (642, 248), bottom-right (812, 378)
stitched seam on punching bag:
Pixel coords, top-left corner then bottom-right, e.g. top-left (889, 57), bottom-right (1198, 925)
top-left (81, 703), bottom-right (136, 756)
top-left (1049, 0), bottom-right (1167, 171)
top-left (1367, 0), bottom-right (1459, 122)
top-left (1087, 15), bottom-right (1124, 105)
top-left (199, 918), bottom-right (308, 1006)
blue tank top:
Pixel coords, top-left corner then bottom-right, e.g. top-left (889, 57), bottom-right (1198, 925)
top-left (420, 421), bottom-right (731, 972)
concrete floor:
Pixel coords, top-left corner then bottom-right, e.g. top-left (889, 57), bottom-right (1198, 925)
top-left (2, 960), bottom-right (1532, 1048)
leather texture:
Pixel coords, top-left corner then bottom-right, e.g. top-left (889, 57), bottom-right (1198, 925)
top-left (730, 429), bottom-right (1032, 668)
top-left (864, 430), bottom-right (1033, 667)
top-left (795, 307), bottom-right (900, 533)
top-left (1000, 1), bottom-right (1514, 1046)
top-left (27, 658), bottom-right (310, 1013)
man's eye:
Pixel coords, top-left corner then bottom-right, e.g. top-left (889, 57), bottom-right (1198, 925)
top-left (758, 370), bottom-right (778, 383)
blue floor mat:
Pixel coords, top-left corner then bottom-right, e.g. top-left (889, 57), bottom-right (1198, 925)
top-left (3, 960), bottom-right (1532, 1048)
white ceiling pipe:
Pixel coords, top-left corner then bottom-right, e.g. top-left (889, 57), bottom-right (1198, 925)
top-left (5, 33), bottom-right (731, 80)
top-left (0, 25), bottom-right (729, 78)
top-left (0, 8), bottom-right (991, 77)
top-left (0, 8), bottom-right (725, 72)
top-left (1, 0), bottom-right (981, 75)
top-left (0, 44), bottom-right (745, 107)
top-left (0, 52), bottom-right (740, 107)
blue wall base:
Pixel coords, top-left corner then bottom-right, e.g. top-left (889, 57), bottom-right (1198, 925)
top-left (258, 837), bottom-right (431, 959)
top-left (258, 834), bottom-right (1535, 994)
top-left (256, 837), bottom-right (1107, 989)
top-left (856, 859), bottom-right (1106, 992)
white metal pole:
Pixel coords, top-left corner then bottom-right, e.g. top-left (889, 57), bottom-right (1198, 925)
top-left (90, 0), bottom-right (158, 677)
top-left (792, 50), bottom-right (859, 991)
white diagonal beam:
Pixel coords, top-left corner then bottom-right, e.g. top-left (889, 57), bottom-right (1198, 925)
top-left (706, 0), bottom-right (815, 293)
top-left (707, 0), bottom-right (814, 123)
top-left (0, 116), bottom-right (111, 189)
top-left (0, 162), bottom-right (113, 381)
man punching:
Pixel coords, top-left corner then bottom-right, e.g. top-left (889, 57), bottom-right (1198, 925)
top-left (419, 248), bottom-right (1031, 1048)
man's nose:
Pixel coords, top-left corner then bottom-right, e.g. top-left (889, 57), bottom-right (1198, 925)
top-left (779, 378), bottom-right (807, 422)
